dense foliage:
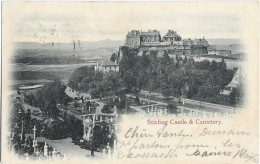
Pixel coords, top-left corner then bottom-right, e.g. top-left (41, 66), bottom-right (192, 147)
top-left (15, 80), bottom-right (73, 139)
top-left (24, 80), bottom-right (72, 117)
top-left (69, 66), bottom-right (122, 98)
top-left (69, 47), bottom-right (241, 106)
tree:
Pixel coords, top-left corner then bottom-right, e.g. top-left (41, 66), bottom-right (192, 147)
top-left (167, 103), bottom-right (178, 114)
top-left (136, 70), bottom-right (149, 90)
top-left (187, 84), bottom-right (198, 98)
top-left (197, 85), bottom-right (219, 100)
top-left (196, 60), bottom-right (210, 70)
top-left (218, 58), bottom-right (227, 71)
top-left (183, 56), bottom-right (188, 65)
top-left (66, 46), bottom-right (238, 106)
top-left (68, 66), bottom-right (95, 90)
top-left (210, 60), bottom-right (218, 71)
top-left (9, 98), bottom-right (24, 127)
top-left (119, 47), bottom-right (139, 74)
top-left (110, 53), bottom-right (116, 62)
top-left (228, 86), bottom-right (243, 106)
top-left (24, 109), bottom-right (32, 127)
top-left (161, 88), bottom-right (172, 98)
top-left (70, 118), bottom-right (83, 143)
top-left (24, 79), bottom-right (71, 118)
top-left (45, 99), bottom-right (60, 118)
top-left (161, 50), bottom-right (171, 65)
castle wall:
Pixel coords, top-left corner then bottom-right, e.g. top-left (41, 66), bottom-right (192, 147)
top-left (191, 46), bottom-right (208, 55)
top-left (125, 36), bottom-right (140, 48)
top-left (139, 45), bottom-right (172, 51)
top-left (138, 46), bottom-right (191, 56)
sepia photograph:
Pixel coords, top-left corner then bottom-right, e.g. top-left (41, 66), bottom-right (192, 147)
top-left (1, 1), bottom-right (259, 164)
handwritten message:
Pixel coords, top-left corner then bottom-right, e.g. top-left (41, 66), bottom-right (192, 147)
top-left (116, 118), bottom-right (258, 163)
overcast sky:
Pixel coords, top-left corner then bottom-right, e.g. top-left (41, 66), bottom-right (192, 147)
top-left (12, 2), bottom-right (243, 43)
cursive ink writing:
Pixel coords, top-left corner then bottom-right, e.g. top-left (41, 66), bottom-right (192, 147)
top-left (199, 128), bottom-right (250, 137)
top-left (125, 126), bottom-right (153, 138)
top-left (157, 125), bottom-right (191, 138)
top-left (186, 148), bottom-right (232, 157)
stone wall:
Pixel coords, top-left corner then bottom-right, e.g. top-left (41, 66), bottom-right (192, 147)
top-left (191, 46), bottom-right (208, 55)
top-left (125, 36), bottom-right (140, 48)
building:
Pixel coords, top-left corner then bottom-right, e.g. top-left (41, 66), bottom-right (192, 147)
top-left (208, 45), bottom-right (218, 55)
top-left (162, 30), bottom-right (182, 45)
top-left (183, 38), bottom-right (193, 49)
top-left (125, 30), bottom-right (211, 50)
top-left (140, 30), bottom-right (161, 46)
top-left (193, 37), bottom-right (209, 47)
top-left (191, 45), bottom-right (208, 55)
top-left (125, 29), bottom-right (182, 47)
top-left (125, 30), bottom-right (140, 48)
top-left (94, 60), bottom-right (119, 73)
top-left (207, 45), bottom-right (232, 56)
top-left (124, 30), bottom-right (212, 56)
top-left (190, 37), bottom-right (209, 55)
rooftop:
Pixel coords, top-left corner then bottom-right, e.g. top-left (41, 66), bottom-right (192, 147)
top-left (98, 60), bottom-right (118, 67)
top-left (194, 37), bottom-right (207, 41)
top-left (207, 45), bottom-right (217, 51)
top-left (140, 30), bottom-right (160, 36)
top-left (163, 30), bottom-right (180, 38)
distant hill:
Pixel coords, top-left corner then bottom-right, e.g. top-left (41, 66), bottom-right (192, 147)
top-left (15, 39), bottom-right (124, 50)
top-left (205, 39), bottom-right (244, 54)
top-left (214, 44), bottom-right (244, 54)
top-left (14, 38), bottom-right (245, 56)
top-left (207, 38), bottom-right (242, 45)
top-left (15, 38), bottom-right (242, 49)
top-left (13, 40), bottom-right (124, 59)
top-left (81, 39), bottom-right (124, 49)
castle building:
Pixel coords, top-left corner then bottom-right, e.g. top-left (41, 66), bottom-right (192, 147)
top-left (191, 45), bottom-right (208, 55)
top-left (207, 45), bottom-right (217, 55)
top-left (183, 38), bottom-right (193, 49)
top-left (124, 29), bottom-right (212, 56)
top-left (193, 37), bottom-right (209, 47)
top-left (125, 29), bottom-right (162, 47)
top-left (94, 60), bottom-right (119, 73)
top-left (125, 29), bottom-right (183, 47)
top-left (125, 30), bottom-right (140, 48)
top-left (162, 30), bottom-right (182, 44)
top-left (140, 30), bottom-right (161, 46)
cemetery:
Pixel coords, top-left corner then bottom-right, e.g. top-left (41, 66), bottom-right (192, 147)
top-left (8, 125), bottom-right (64, 160)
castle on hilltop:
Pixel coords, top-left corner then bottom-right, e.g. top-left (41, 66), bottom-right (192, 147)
top-left (125, 29), bottom-right (208, 47)
top-left (122, 29), bottom-right (236, 57)
top-left (124, 29), bottom-right (211, 55)
top-left (125, 30), bottom-right (184, 48)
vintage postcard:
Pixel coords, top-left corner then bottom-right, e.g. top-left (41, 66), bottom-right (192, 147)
top-left (1, 1), bottom-right (259, 164)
